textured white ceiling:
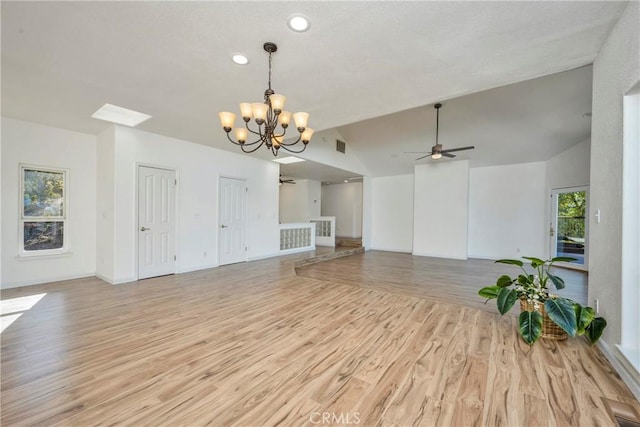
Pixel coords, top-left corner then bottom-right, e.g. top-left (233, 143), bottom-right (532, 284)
top-left (1, 1), bottom-right (628, 179)
top-left (339, 65), bottom-right (594, 175)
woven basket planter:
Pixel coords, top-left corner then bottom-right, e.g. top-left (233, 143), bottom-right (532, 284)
top-left (520, 299), bottom-right (568, 340)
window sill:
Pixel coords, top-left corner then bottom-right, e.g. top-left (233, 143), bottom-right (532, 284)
top-left (15, 251), bottom-right (73, 261)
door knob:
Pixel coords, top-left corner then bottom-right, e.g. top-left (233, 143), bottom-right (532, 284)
top-left (221, 225), bottom-right (228, 228)
top-left (140, 227), bottom-right (150, 231)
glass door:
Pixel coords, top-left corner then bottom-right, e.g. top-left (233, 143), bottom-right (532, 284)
top-left (550, 187), bottom-right (588, 268)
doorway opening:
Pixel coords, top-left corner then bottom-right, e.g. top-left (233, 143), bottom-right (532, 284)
top-left (550, 187), bottom-right (588, 269)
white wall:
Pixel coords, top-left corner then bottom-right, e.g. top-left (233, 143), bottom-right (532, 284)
top-left (297, 128), bottom-right (370, 177)
top-left (321, 182), bottom-right (363, 238)
top-left (98, 125), bottom-right (280, 284)
top-left (546, 138), bottom-right (591, 190)
top-left (413, 161), bottom-right (469, 259)
top-left (370, 174), bottom-right (414, 252)
top-left (1, 118), bottom-right (97, 288)
top-left (96, 126), bottom-right (116, 282)
top-left (362, 176), bottom-right (372, 250)
top-left (590, 0), bottom-right (639, 374)
top-left (279, 179), bottom-right (321, 223)
top-left (468, 162), bottom-right (547, 260)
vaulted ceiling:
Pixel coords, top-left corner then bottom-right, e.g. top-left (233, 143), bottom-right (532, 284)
top-left (1, 1), bottom-right (629, 180)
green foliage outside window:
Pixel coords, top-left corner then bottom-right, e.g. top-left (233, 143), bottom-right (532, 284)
top-left (23, 169), bottom-right (64, 217)
top-left (557, 191), bottom-right (585, 238)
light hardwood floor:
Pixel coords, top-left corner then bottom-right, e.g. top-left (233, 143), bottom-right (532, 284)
top-left (1, 251), bottom-right (637, 426)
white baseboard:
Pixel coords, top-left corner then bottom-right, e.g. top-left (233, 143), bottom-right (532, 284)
top-left (467, 254), bottom-right (498, 260)
top-left (95, 273), bottom-right (114, 284)
top-left (370, 246), bottom-right (412, 254)
top-left (248, 252), bottom-right (281, 261)
top-left (1, 272), bottom-right (95, 289)
top-left (111, 276), bottom-right (138, 285)
top-left (177, 263), bottom-right (219, 274)
top-left (597, 338), bottom-right (640, 402)
top-left (412, 251), bottom-right (468, 260)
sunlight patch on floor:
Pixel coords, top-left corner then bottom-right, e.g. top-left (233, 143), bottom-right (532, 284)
top-left (0, 293), bottom-right (46, 333)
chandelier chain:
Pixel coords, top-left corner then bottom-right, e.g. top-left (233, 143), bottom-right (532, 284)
top-left (268, 51), bottom-right (272, 92)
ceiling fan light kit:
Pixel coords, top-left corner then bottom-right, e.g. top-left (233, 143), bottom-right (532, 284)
top-left (416, 103), bottom-right (475, 161)
top-left (219, 42), bottom-right (314, 156)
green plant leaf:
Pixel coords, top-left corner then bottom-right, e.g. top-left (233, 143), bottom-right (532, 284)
top-left (496, 275), bottom-right (513, 288)
top-left (519, 310), bottom-right (543, 345)
top-left (574, 304), bottom-right (596, 336)
top-left (551, 256), bottom-right (578, 263)
top-left (478, 286), bottom-right (500, 300)
top-left (548, 273), bottom-right (566, 290)
top-left (517, 274), bottom-right (533, 285)
top-left (545, 298), bottom-right (577, 337)
top-left (586, 317), bottom-right (607, 344)
top-left (497, 287), bottom-right (518, 315)
top-left (522, 256), bottom-right (545, 268)
top-left (495, 259), bottom-right (523, 267)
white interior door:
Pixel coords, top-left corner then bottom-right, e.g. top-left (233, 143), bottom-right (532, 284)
top-left (138, 166), bottom-right (176, 279)
top-left (219, 177), bottom-right (247, 265)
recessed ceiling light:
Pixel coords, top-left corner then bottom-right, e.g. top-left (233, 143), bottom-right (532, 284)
top-left (344, 179), bottom-right (349, 183)
top-left (232, 54), bottom-right (249, 65)
top-left (91, 103), bottom-right (151, 127)
top-left (287, 14), bottom-right (310, 32)
top-left (272, 156), bottom-right (306, 164)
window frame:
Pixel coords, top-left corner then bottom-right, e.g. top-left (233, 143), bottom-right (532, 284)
top-left (18, 164), bottom-right (69, 257)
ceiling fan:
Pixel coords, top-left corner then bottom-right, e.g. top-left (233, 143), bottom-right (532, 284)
top-left (413, 103), bottom-right (475, 160)
top-left (279, 175), bottom-right (296, 185)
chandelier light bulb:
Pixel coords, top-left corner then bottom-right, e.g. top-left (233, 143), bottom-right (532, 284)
top-left (272, 135), bottom-right (283, 148)
top-left (279, 111), bottom-right (292, 127)
top-left (293, 112), bottom-right (309, 130)
top-left (239, 103), bottom-right (253, 120)
top-left (269, 94), bottom-right (286, 112)
top-left (234, 128), bottom-right (248, 143)
top-left (301, 128), bottom-right (315, 143)
top-left (218, 112), bottom-right (236, 131)
top-left (251, 103), bottom-right (268, 122)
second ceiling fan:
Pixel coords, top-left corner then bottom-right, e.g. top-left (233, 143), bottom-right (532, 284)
top-left (415, 103), bottom-right (475, 160)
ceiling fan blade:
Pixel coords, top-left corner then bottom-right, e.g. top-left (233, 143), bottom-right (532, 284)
top-left (404, 151), bottom-right (430, 154)
top-left (441, 145), bottom-right (475, 154)
top-left (442, 152), bottom-right (456, 158)
top-left (415, 152), bottom-right (434, 160)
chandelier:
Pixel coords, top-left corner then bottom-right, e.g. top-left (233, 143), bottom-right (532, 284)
top-left (218, 42), bottom-right (314, 156)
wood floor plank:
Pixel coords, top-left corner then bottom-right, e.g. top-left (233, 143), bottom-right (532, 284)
top-left (1, 250), bottom-right (637, 426)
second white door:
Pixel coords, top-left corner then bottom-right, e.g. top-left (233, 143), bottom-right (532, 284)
top-left (219, 177), bottom-right (247, 265)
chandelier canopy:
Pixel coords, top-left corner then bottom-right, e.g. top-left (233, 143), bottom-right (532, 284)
top-left (219, 42), bottom-right (314, 156)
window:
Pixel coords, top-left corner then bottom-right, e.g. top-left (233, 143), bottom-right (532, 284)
top-left (19, 165), bottom-right (67, 256)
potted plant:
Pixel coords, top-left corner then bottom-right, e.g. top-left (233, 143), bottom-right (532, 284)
top-left (479, 256), bottom-right (607, 345)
